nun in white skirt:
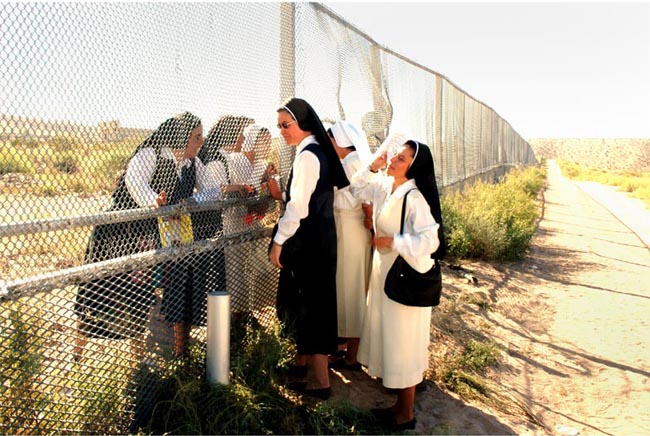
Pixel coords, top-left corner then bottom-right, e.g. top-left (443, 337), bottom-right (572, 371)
top-left (350, 138), bottom-right (442, 430)
top-left (326, 120), bottom-right (373, 369)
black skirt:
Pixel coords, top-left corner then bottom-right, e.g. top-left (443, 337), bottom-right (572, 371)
top-left (75, 219), bottom-right (158, 339)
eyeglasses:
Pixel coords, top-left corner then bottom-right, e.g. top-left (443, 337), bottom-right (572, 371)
top-left (277, 120), bottom-right (296, 129)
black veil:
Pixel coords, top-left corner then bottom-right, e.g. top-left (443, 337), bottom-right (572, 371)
top-left (199, 115), bottom-right (253, 165)
top-left (136, 111), bottom-right (201, 154)
top-left (405, 140), bottom-right (446, 259)
top-left (279, 98), bottom-right (349, 189)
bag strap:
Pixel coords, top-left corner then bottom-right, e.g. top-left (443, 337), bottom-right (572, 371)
top-left (399, 188), bottom-right (417, 235)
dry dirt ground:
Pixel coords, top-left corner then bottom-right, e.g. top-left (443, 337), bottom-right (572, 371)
top-left (328, 161), bottom-right (650, 435)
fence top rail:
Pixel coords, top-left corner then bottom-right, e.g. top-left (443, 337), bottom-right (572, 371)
top-left (0, 195), bottom-right (274, 238)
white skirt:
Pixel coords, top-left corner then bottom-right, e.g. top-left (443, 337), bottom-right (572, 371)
top-left (334, 208), bottom-right (372, 338)
top-left (357, 249), bottom-right (432, 389)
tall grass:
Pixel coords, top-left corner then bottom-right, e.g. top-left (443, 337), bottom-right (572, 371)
top-left (144, 317), bottom-right (384, 435)
top-left (442, 165), bottom-right (546, 261)
top-left (0, 299), bottom-right (134, 435)
top-left (558, 160), bottom-right (650, 205)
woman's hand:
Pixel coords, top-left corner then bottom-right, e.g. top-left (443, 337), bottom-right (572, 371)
top-left (155, 191), bottom-right (167, 207)
top-left (269, 242), bottom-right (283, 269)
top-left (266, 177), bottom-right (283, 200)
top-left (370, 152), bottom-right (388, 172)
top-left (373, 236), bottom-right (393, 250)
top-left (362, 203), bottom-right (374, 230)
top-left (263, 162), bottom-right (278, 180)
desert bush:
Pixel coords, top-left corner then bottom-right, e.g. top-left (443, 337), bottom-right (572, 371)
top-left (558, 160), bottom-right (650, 204)
top-left (10, 138), bottom-right (40, 149)
top-left (0, 148), bottom-right (32, 175)
top-left (49, 135), bottom-right (79, 151)
top-left (438, 339), bottom-right (500, 401)
top-left (0, 303), bottom-right (53, 434)
top-left (441, 165), bottom-right (545, 261)
top-left (53, 151), bottom-right (79, 174)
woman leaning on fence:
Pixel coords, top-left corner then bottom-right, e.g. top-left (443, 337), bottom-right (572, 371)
top-left (73, 112), bottom-right (205, 360)
top-left (350, 138), bottom-right (444, 430)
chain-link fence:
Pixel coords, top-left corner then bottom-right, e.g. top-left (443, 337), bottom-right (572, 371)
top-left (0, 3), bottom-right (536, 433)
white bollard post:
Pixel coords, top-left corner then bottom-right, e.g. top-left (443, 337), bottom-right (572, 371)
top-left (206, 291), bottom-right (230, 384)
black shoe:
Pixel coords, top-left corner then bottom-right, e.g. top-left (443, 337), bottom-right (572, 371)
top-left (287, 381), bottom-right (331, 400)
top-left (371, 407), bottom-right (395, 421)
top-left (371, 407), bottom-right (416, 431)
top-left (287, 364), bottom-right (308, 378)
top-left (328, 360), bottom-right (363, 371)
top-left (392, 418), bottom-right (416, 431)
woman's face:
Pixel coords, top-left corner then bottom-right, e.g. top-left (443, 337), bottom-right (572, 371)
top-left (329, 134), bottom-right (347, 160)
top-left (232, 130), bottom-right (245, 153)
top-left (185, 124), bottom-right (204, 158)
top-left (387, 144), bottom-right (414, 179)
top-left (277, 110), bottom-right (303, 146)
top-left (255, 130), bottom-right (273, 159)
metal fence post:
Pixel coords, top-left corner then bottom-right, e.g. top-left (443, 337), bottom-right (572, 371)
top-left (206, 291), bottom-right (230, 384)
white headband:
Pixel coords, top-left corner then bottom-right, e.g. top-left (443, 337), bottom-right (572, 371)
top-left (408, 141), bottom-right (419, 170)
top-left (282, 105), bottom-right (298, 122)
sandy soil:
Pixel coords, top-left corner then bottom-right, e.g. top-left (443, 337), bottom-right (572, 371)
top-left (327, 160), bottom-right (650, 435)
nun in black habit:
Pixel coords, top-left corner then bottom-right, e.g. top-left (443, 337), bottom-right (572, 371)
top-left (269, 98), bottom-right (349, 399)
top-left (74, 112), bottom-right (204, 360)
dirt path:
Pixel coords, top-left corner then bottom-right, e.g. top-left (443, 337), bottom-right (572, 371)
top-left (329, 160), bottom-right (650, 435)
top-left (500, 161), bottom-right (650, 435)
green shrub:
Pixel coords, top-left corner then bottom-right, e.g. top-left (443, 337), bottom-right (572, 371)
top-left (0, 304), bottom-right (54, 434)
top-left (558, 160), bottom-right (650, 205)
top-left (50, 135), bottom-right (78, 151)
top-left (53, 151), bottom-right (79, 174)
top-left (442, 165), bottom-right (545, 261)
top-left (100, 150), bottom-right (131, 181)
top-left (438, 339), bottom-right (500, 401)
top-left (460, 339), bottom-right (499, 371)
top-left (0, 149), bottom-right (32, 175)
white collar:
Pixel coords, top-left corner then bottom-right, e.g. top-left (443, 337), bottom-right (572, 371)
top-left (296, 135), bottom-right (317, 153)
top-left (341, 150), bottom-right (358, 163)
top-left (391, 178), bottom-right (417, 199)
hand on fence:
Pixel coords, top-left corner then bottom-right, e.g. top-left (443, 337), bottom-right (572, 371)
top-left (155, 191), bottom-right (167, 207)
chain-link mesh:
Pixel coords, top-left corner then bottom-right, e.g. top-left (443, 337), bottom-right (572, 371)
top-left (1, 3), bottom-right (535, 433)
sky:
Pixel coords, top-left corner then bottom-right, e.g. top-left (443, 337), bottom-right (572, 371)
top-left (1, 2), bottom-right (647, 140)
top-left (324, 1), bottom-right (650, 139)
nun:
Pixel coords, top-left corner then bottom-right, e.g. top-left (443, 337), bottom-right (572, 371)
top-left (326, 120), bottom-right (373, 370)
top-left (350, 138), bottom-right (443, 430)
top-left (196, 115), bottom-right (254, 319)
top-left (269, 98), bottom-right (349, 400)
top-left (74, 112), bottom-right (205, 360)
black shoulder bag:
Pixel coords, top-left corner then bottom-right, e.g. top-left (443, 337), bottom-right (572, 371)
top-left (384, 189), bottom-right (442, 307)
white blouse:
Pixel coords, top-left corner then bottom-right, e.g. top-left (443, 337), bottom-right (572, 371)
top-left (333, 151), bottom-right (364, 211)
top-left (124, 146), bottom-right (216, 207)
top-left (273, 135), bottom-right (321, 246)
top-left (350, 166), bottom-right (440, 273)
top-left (226, 152), bottom-right (253, 185)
